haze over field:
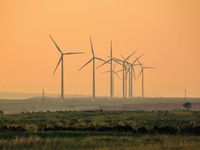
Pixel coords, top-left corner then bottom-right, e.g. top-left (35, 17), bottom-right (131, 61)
top-left (0, 1), bottom-right (200, 98)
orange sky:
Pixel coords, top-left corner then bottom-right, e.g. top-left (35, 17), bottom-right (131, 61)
top-left (0, 0), bottom-right (200, 97)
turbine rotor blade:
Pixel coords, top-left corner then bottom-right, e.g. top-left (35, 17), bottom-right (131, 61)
top-left (113, 59), bottom-right (123, 66)
top-left (132, 53), bottom-right (144, 64)
top-left (127, 65), bottom-right (130, 72)
top-left (111, 57), bottom-right (123, 63)
top-left (120, 54), bottom-right (125, 60)
top-left (78, 58), bottom-right (93, 71)
top-left (109, 56), bottom-right (123, 66)
top-left (53, 56), bottom-right (62, 75)
top-left (114, 71), bottom-right (121, 80)
top-left (132, 64), bottom-right (140, 66)
top-left (124, 63), bottom-right (128, 71)
top-left (135, 56), bottom-right (143, 67)
top-left (137, 70), bottom-right (143, 80)
top-left (90, 37), bottom-right (95, 57)
top-left (101, 70), bottom-right (110, 73)
top-left (126, 58), bottom-right (129, 63)
top-left (125, 50), bottom-right (137, 61)
top-left (144, 67), bottom-right (157, 69)
top-left (96, 59), bottom-right (111, 69)
top-left (113, 63), bottom-right (116, 70)
top-left (49, 35), bottom-right (63, 54)
top-left (95, 57), bottom-right (106, 62)
top-left (132, 65), bottom-right (136, 79)
top-left (63, 52), bottom-right (85, 55)
top-left (125, 66), bottom-right (130, 75)
top-left (116, 69), bottom-right (123, 72)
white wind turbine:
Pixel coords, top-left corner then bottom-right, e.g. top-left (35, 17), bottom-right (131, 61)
top-left (136, 56), bottom-right (156, 98)
top-left (78, 37), bottom-right (106, 101)
top-left (120, 55), bottom-right (131, 98)
top-left (49, 35), bottom-right (85, 103)
top-left (126, 54), bottom-right (144, 98)
top-left (112, 51), bottom-right (137, 98)
top-left (101, 63), bottom-right (121, 98)
top-left (96, 40), bottom-right (122, 99)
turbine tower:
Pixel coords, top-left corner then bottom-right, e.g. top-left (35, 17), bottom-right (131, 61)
top-left (50, 35), bottom-right (84, 103)
top-left (78, 37), bottom-right (106, 101)
top-left (96, 40), bottom-right (122, 99)
top-left (101, 63), bottom-right (121, 98)
top-left (136, 56), bottom-right (156, 98)
top-left (110, 41), bottom-right (113, 99)
top-left (126, 64), bottom-right (135, 98)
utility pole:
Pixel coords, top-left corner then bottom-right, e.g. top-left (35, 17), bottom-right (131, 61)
top-left (185, 88), bottom-right (186, 100)
top-left (42, 89), bottom-right (45, 103)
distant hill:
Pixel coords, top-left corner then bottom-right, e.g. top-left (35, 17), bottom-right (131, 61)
top-left (0, 92), bottom-right (43, 99)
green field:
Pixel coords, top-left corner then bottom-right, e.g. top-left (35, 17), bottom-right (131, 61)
top-left (0, 133), bottom-right (200, 150)
top-left (0, 111), bottom-right (199, 149)
top-left (1, 109), bottom-right (200, 131)
top-left (0, 97), bottom-right (200, 149)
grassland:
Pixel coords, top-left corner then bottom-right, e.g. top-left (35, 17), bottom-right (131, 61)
top-left (1, 134), bottom-right (200, 150)
top-left (0, 97), bottom-right (200, 149)
top-left (0, 110), bottom-right (200, 149)
top-left (1, 110), bottom-right (200, 132)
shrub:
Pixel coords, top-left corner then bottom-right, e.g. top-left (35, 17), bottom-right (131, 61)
top-left (68, 119), bottom-right (79, 126)
top-left (183, 102), bottom-right (192, 111)
top-left (163, 111), bottom-right (169, 116)
top-left (83, 119), bottom-right (91, 123)
top-left (157, 111), bottom-right (162, 115)
top-left (0, 110), bottom-right (3, 114)
top-left (38, 123), bottom-right (47, 129)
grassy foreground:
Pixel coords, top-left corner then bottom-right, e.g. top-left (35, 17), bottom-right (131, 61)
top-left (0, 134), bottom-right (200, 150)
top-left (0, 97), bottom-right (200, 149)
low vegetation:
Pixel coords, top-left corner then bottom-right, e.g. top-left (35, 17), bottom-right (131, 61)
top-left (0, 97), bottom-right (200, 149)
top-left (183, 102), bottom-right (192, 111)
top-left (0, 134), bottom-right (200, 150)
top-left (0, 110), bottom-right (200, 135)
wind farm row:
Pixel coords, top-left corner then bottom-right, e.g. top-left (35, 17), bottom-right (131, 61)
top-left (50, 36), bottom-right (156, 103)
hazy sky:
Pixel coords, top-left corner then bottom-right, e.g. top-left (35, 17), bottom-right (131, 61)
top-left (0, 0), bottom-right (200, 97)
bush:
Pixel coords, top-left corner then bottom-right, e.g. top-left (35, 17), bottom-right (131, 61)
top-left (183, 102), bottom-right (192, 111)
top-left (157, 111), bottom-right (162, 115)
top-left (83, 119), bottom-right (91, 123)
top-left (0, 110), bottom-right (3, 114)
top-left (38, 123), bottom-right (47, 129)
top-left (68, 119), bottom-right (79, 126)
top-left (163, 111), bottom-right (169, 116)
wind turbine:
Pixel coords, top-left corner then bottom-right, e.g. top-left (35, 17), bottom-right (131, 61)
top-left (96, 40), bottom-right (122, 99)
top-left (78, 37), bottom-right (106, 101)
top-left (111, 51), bottom-right (137, 98)
top-left (126, 54), bottom-right (144, 98)
top-left (101, 63), bottom-right (121, 98)
top-left (136, 56), bottom-right (156, 98)
top-left (49, 35), bottom-right (85, 103)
